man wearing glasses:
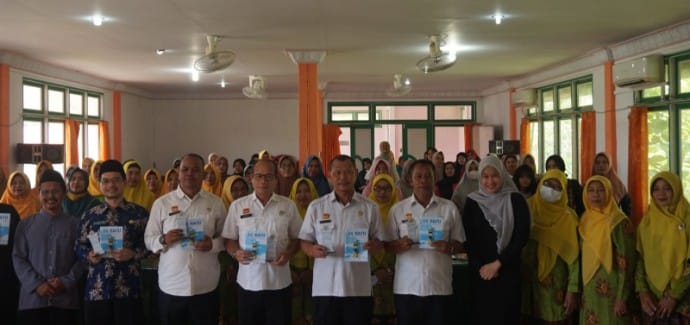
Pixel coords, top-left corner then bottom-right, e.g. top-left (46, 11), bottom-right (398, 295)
top-left (223, 159), bottom-right (302, 325)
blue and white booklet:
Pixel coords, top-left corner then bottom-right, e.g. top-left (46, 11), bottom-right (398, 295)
top-left (344, 228), bottom-right (368, 262)
top-left (0, 213), bottom-right (10, 245)
top-left (175, 215), bottom-right (205, 248)
top-left (98, 226), bottom-right (124, 257)
top-left (244, 231), bottom-right (268, 263)
top-left (419, 216), bottom-right (444, 249)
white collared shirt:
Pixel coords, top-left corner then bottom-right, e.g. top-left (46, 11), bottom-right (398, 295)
top-left (299, 191), bottom-right (387, 297)
top-left (222, 192), bottom-right (302, 291)
top-left (386, 194), bottom-right (466, 296)
top-left (144, 187), bottom-right (227, 296)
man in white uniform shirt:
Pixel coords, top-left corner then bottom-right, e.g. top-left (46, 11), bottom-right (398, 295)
top-left (299, 155), bottom-right (387, 325)
top-left (223, 159), bottom-right (302, 325)
top-left (387, 159), bottom-right (465, 325)
top-left (144, 153), bottom-right (226, 325)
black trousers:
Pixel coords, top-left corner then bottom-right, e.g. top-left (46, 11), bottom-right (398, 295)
top-left (237, 285), bottom-right (291, 325)
top-left (158, 290), bottom-right (218, 325)
top-left (394, 294), bottom-right (452, 325)
top-left (84, 298), bottom-right (144, 325)
top-left (312, 296), bottom-right (372, 325)
top-left (17, 307), bottom-right (77, 325)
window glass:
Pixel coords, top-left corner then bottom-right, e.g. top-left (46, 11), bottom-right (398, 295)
top-left (69, 93), bottom-right (83, 115)
top-left (543, 120), bottom-right (555, 159)
top-left (680, 109), bottom-right (690, 198)
top-left (647, 110), bottom-right (670, 177)
top-left (376, 105), bottom-right (427, 120)
top-left (87, 95), bottom-right (100, 117)
top-left (529, 121), bottom-right (540, 172)
top-left (23, 84), bottom-right (42, 111)
top-left (434, 105), bottom-right (473, 120)
top-left (331, 106), bottom-right (369, 121)
top-left (558, 86), bottom-right (572, 110)
top-left (87, 123), bottom-right (100, 159)
top-left (23, 120), bottom-right (42, 143)
top-left (48, 89), bottom-right (64, 113)
top-left (559, 118), bottom-right (574, 176)
top-left (542, 90), bottom-right (554, 112)
top-left (679, 60), bottom-right (690, 94)
top-left (577, 81), bottom-right (593, 107)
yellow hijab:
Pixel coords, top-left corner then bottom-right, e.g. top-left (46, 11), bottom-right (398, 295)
top-left (123, 161), bottom-right (154, 211)
top-left (528, 169), bottom-right (579, 281)
top-left (87, 160), bottom-right (103, 196)
top-left (202, 163), bottom-right (222, 197)
top-left (289, 177), bottom-right (319, 218)
top-left (161, 168), bottom-right (178, 195)
top-left (144, 168), bottom-right (163, 198)
top-left (578, 176), bottom-right (626, 285)
top-left (31, 160), bottom-right (53, 195)
top-left (221, 175), bottom-right (251, 209)
top-left (637, 171), bottom-right (690, 293)
top-left (0, 171), bottom-right (41, 219)
top-left (367, 174), bottom-right (400, 226)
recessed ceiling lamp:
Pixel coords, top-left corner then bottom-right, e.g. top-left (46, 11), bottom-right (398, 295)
top-left (92, 14), bottom-right (104, 26)
top-left (416, 35), bottom-right (456, 73)
top-left (155, 49), bottom-right (167, 55)
top-left (492, 14), bottom-right (504, 25)
top-left (191, 70), bottom-right (200, 82)
top-left (219, 79), bottom-right (227, 88)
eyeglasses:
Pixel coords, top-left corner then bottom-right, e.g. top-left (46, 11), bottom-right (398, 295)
top-left (373, 186), bottom-right (393, 193)
top-left (253, 173), bottom-right (275, 181)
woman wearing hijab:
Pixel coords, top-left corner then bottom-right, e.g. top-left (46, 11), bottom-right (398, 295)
top-left (62, 168), bottom-right (100, 219)
top-left (367, 174), bottom-right (400, 324)
top-left (0, 168), bottom-right (7, 198)
top-left (123, 160), bottom-right (155, 211)
top-left (362, 157), bottom-right (402, 198)
top-left (289, 177), bottom-right (319, 325)
top-left (431, 151), bottom-right (445, 182)
top-left (0, 171), bottom-right (40, 219)
top-left (521, 169), bottom-right (580, 323)
top-left (82, 157), bottom-right (95, 176)
top-left (451, 160), bottom-right (479, 213)
top-left (513, 164), bottom-right (538, 199)
top-left (144, 168), bottom-right (163, 199)
top-left (214, 156), bottom-right (230, 184)
top-left (578, 176), bottom-right (635, 324)
top-left (87, 160), bottom-right (103, 197)
top-left (31, 160), bottom-right (53, 196)
top-left (397, 160), bottom-right (414, 199)
top-left (161, 168), bottom-right (179, 195)
top-left (201, 163), bottom-right (223, 197)
top-left (545, 155), bottom-right (585, 217)
top-left (276, 155), bottom-right (299, 197)
top-left (436, 161), bottom-right (459, 200)
top-left (302, 155), bottom-right (331, 197)
top-left (462, 155), bottom-right (531, 323)
top-left (592, 153), bottom-right (631, 217)
top-left (220, 175), bottom-right (251, 210)
top-left (520, 154), bottom-right (537, 173)
top-left (636, 172), bottom-right (690, 322)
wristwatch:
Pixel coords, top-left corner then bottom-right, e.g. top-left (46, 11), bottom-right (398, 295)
top-left (159, 234), bottom-right (167, 246)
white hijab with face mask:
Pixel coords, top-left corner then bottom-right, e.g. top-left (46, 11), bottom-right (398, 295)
top-left (468, 155), bottom-right (519, 253)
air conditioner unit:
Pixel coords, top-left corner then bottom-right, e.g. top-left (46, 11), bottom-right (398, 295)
top-left (511, 88), bottom-right (537, 107)
top-left (613, 55), bottom-right (664, 88)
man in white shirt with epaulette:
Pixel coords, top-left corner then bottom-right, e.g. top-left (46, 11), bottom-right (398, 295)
top-left (299, 155), bottom-right (387, 325)
top-left (144, 153), bottom-right (226, 325)
top-left (223, 159), bottom-right (302, 325)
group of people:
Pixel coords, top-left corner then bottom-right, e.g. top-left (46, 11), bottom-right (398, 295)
top-left (0, 144), bottom-right (689, 325)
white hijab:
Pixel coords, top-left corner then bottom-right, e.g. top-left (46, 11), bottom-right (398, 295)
top-left (468, 155), bottom-right (518, 253)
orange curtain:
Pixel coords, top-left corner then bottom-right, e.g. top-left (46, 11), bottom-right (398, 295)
top-left (580, 111), bottom-right (596, 183)
top-left (321, 124), bottom-right (342, 172)
top-left (628, 106), bottom-right (648, 226)
top-left (64, 118), bottom-right (80, 167)
top-left (98, 120), bottom-right (110, 160)
top-left (464, 124), bottom-right (474, 152)
top-left (519, 118), bottom-right (530, 155)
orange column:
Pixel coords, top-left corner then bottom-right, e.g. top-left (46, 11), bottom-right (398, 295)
top-left (509, 88), bottom-right (516, 140)
top-left (113, 91), bottom-right (122, 160)
top-left (604, 60), bottom-right (617, 168)
top-left (0, 64), bottom-right (9, 170)
top-left (298, 63), bottom-right (323, 164)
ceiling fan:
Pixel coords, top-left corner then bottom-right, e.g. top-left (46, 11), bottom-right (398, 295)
top-left (193, 35), bottom-right (236, 73)
top-left (416, 35), bottom-right (456, 73)
top-left (242, 75), bottom-right (267, 99)
top-left (386, 74), bottom-right (411, 97)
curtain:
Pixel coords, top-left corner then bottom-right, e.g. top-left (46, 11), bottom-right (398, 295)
top-left (628, 106), bottom-right (648, 226)
top-left (98, 120), bottom-right (110, 160)
top-left (64, 118), bottom-right (80, 167)
top-left (464, 123), bottom-right (474, 152)
top-left (321, 124), bottom-right (342, 172)
top-left (519, 118), bottom-right (530, 155)
top-left (580, 111), bottom-right (596, 183)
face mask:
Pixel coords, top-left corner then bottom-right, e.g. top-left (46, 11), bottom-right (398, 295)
top-left (540, 186), bottom-right (562, 203)
top-left (466, 170), bottom-right (479, 180)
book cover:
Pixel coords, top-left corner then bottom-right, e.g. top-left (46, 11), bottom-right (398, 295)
top-left (99, 226), bottom-right (123, 257)
top-left (418, 216), bottom-right (444, 249)
top-left (244, 230), bottom-right (267, 263)
top-left (344, 228), bottom-right (368, 262)
top-left (88, 232), bottom-right (105, 255)
top-left (0, 213), bottom-right (9, 246)
top-left (187, 217), bottom-right (205, 242)
top-left (174, 215), bottom-right (191, 248)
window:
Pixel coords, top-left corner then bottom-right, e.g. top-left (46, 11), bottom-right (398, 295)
top-left (328, 102), bottom-right (476, 161)
top-left (22, 79), bottom-right (102, 186)
top-left (640, 51), bottom-right (690, 198)
top-left (526, 76), bottom-right (593, 179)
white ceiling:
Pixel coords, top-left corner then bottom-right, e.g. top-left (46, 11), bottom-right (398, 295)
top-left (1, 0), bottom-right (690, 98)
